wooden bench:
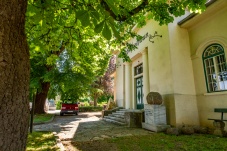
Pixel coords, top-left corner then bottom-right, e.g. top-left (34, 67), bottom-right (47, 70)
top-left (208, 108), bottom-right (227, 136)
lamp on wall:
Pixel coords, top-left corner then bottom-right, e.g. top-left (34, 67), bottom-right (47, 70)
top-left (149, 31), bottom-right (162, 43)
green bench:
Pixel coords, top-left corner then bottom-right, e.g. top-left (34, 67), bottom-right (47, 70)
top-left (208, 108), bottom-right (227, 122)
top-left (208, 108), bottom-right (227, 136)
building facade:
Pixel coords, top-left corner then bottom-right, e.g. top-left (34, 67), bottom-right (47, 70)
top-left (114, 0), bottom-right (227, 128)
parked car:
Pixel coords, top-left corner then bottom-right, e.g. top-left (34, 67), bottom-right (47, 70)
top-left (60, 102), bottom-right (79, 116)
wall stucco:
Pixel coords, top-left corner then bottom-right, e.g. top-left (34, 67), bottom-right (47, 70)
top-left (188, 2), bottom-right (227, 128)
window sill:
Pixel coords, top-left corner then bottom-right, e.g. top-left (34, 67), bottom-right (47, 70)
top-left (204, 91), bottom-right (227, 96)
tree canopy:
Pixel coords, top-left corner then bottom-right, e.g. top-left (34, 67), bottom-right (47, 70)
top-left (26, 0), bottom-right (207, 108)
top-left (26, 0), bottom-right (207, 62)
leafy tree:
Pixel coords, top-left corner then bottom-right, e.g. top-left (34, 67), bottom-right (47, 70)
top-left (102, 55), bottom-right (116, 95)
top-left (27, 0), bottom-right (112, 113)
top-left (0, 0), bottom-right (207, 150)
top-left (90, 55), bottom-right (116, 106)
top-left (49, 48), bottom-right (110, 103)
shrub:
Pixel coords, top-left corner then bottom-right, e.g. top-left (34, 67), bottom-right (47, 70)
top-left (79, 106), bottom-right (103, 112)
top-left (56, 100), bottom-right (62, 110)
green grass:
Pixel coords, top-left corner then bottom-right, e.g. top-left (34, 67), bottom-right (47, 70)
top-left (73, 133), bottom-right (227, 151)
top-left (33, 114), bottom-right (54, 123)
top-left (26, 132), bottom-right (59, 151)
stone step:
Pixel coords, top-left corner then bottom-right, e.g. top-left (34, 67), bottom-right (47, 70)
top-left (104, 115), bottom-right (126, 123)
top-left (103, 118), bottom-right (126, 126)
top-left (120, 109), bottom-right (142, 112)
top-left (116, 110), bottom-right (126, 114)
top-left (111, 113), bottom-right (125, 118)
top-left (114, 111), bottom-right (125, 115)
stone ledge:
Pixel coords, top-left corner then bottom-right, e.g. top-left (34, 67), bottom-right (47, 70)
top-left (125, 110), bottom-right (144, 128)
top-left (142, 123), bottom-right (170, 132)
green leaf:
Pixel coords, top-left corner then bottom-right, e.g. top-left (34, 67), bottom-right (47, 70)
top-left (102, 22), bottom-right (112, 40)
top-left (94, 21), bottom-right (105, 33)
top-left (108, 18), bottom-right (120, 39)
top-left (81, 13), bottom-right (90, 27)
top-left (76, 10), bottom-right (90, 27)
top-left (46, 54), bottom-right (58, 65)
top-left (105, 0), bottom-right (120, 16)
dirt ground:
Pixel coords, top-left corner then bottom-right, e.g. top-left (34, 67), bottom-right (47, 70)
top-left (34, 111), bottom-right (153, 151)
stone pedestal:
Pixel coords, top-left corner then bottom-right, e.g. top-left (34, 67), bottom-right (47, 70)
top-left (213, 120), bottom-right (225, 136)
top-left (142, 104), bottom-right (170, 132)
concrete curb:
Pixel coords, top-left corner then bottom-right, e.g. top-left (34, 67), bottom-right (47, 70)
top-left (33, 114), bottom-right (55, 125)
top-left (53, 132), bottom-right (65, 151)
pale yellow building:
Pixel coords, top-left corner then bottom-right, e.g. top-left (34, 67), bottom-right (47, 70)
top-left (114, 0), bottom-right (227, 129)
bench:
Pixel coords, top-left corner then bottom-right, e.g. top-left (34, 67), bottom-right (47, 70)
top-left (208, 108), bottom-right (227, 136)
top-left (208, 108), bottom-right (227, 121)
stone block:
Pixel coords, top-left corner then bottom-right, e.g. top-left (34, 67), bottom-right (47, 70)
top-left (125, 111), bottom-right (143, 128)
top-left (213, 121), bottom-right (225, 137)
top-left (102, 110), bottom-right (112, 117)
top-left (144, 105), bottom-right (167, 125)
top-left (142, 123), bottom-right (170, 132)
top-left (166, 127), bottom-right (181, 135)
top-left (193, 126), bottom-right (209, 134)
top-left (181, 126), bottom-right (194, 135)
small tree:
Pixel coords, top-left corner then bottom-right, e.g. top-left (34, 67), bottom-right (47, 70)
top-left (90, 55), bottom-right (116, 106)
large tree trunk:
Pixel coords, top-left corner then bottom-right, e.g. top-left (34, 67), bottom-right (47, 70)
top-left (34, 82), bottom-right (50, 114)
top-left (0, 1), bottom-right (30, 151)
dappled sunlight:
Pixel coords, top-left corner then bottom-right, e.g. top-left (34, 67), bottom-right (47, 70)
top-left (26, 132), bottom-right (59, 151)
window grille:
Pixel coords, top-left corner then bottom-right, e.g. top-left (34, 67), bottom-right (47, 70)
top-left (203, 44), bottom-right (227, 92)
top-left (135, 64), bottom-right (143, 75)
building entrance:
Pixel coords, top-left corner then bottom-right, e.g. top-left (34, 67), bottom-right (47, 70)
top-left (136, 76), bottom-right (144, 109)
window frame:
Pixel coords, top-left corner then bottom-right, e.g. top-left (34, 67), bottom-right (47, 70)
top-left (202, 43), bottom-right (227, 93)
top-left (134, 63), bottom-right (143, 76)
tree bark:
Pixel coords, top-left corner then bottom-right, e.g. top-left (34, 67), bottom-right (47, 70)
top-left (94, 95), bottom-right (98, 107)
top-left (0, 1), bottom-right (30, 151)
top-left (34, 82), bottom-right (50, 114)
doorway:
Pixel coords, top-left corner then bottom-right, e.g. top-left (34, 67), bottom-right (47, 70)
top-left (136, 76), bottom-right (144, 109)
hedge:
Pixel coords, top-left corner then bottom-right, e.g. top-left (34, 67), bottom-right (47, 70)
top-left (79, 106), bottom-right (103, 112)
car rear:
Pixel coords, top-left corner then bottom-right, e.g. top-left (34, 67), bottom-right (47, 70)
top-left (60, 103), bottom-right (79, 116)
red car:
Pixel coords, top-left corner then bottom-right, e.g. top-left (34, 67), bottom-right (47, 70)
top-left (60, 103), bottom-right (79, 116)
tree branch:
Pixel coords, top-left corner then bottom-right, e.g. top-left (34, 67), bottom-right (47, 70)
top-left (100, 0), bottom-right (148, 21)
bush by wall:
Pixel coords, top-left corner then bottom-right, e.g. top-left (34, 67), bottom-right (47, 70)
top-left (79, 106), bottom-right (103, 112)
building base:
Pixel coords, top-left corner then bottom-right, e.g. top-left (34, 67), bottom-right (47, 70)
top-left (142, 122), bottom-right (170, 132)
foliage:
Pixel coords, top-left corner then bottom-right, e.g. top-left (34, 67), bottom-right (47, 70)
top-left (89, 55), bottom-right (115, 106)
top-left (49, 49), bottom-right (110, 101)
top-left (26, 132), bottom-right (59, 151)
top-left (73, 133), bottom-right (227, 151)
top-left (79, 97), bottom-right (91, 103)
top-left (33, 114), bottom-right (54, 124)
top-left (98, 95), bottom-right (113, 103)
top-left (26, 0), bottom-right (207, 64)
top-left (79, 106), bottom-right (103, 112)
top-left (55, 100), bottom-right (62, 110)
top-left (26, 0), bottom-right (207, 109)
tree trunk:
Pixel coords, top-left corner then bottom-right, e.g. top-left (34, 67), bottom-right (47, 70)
top-left (0, 1), bottom-right (30, 151)
top-left (34, 82), bottom-right (50, 114)
top-left (94, 96), bottom-right (98, 107)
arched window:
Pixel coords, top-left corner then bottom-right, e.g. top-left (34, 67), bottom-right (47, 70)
top-left (203, 44), bottom-right (227, 92)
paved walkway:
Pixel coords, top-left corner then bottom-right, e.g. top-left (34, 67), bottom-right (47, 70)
top-left (33, 111), bottom-right (153, 150)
